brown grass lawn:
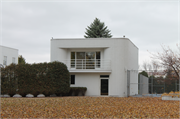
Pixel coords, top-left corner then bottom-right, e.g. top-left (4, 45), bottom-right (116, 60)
top-left (0, 97), bottom-right (179, 118)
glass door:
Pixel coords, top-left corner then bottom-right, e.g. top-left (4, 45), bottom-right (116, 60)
top-left (86, 52), bottom-right (95, 69)
top-left (101, 79), bottom-right (108, 95)
top-left (76, 52), bottom-right (85, 69)
top-left (96, 52), bottom-right (101, 68)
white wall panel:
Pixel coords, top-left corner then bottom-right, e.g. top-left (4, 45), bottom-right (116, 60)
top-left (0, 45), bottom-right (18, 66)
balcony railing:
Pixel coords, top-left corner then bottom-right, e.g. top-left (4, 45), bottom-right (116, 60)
top-left (60, 59), bottom-right (111, 70)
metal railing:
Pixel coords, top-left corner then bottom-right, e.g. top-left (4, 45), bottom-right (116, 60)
top-left (61, 59), bottom-right (111, 70)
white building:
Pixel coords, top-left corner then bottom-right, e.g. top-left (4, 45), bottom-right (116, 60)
top-left (0, 45), bottom-right (18, 67)
top-left (51, 38), bottom-right (138, 97)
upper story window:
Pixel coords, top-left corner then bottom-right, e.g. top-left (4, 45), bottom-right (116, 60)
top-left (3, 56), bottom-right (7, 65)
top-left (96, 52), bottom-right (100, 68)
top-left (71, 52), bottom-right (75, 68)
top-left (12, 57), bottom-right (15, 64)
top-left (71, 52), bottom-right (101, 69)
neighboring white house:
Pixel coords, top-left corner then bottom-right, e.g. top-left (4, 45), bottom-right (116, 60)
top-left (51, 38), bottom-right (138, 97)
top-left (0, 45), bottom-right (18, 67)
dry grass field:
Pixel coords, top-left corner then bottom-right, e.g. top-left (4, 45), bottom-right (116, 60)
top-left (1, 97), bottom-right (179, 118)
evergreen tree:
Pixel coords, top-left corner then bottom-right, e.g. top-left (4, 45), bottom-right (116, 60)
top-left (18, 55), bottom-right (26, 64)
top-left (84, 18), bottom-right (112, 38)
top-left (139, 71), bottom-right (148, 77)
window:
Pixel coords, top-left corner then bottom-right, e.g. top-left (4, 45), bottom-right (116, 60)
top-left (3, 56), bottom-right (7, 65)
top-left (12, 57), bottom-right (15, 64)
top-left (71, 75), bottom-right (75, 84)
top-left (96, 52), bottom-right (101, 68)
top-left (71, 52), bottom-right (101, 69)
top-left (86, 52), bottom-right (95, 69)
top-left (71, 52), bottom-right (75, 68)
top-left (76, 52), bottom-right (85, 69)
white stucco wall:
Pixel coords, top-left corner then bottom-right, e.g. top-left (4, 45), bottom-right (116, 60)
top-left (124, 40), bottom-right (139, 96)
top-left (0, 45), bottom-right (18, 66)
top-left (139, 74), bottom-right (149, 95)
top-left (51, 38), bottom-right (138, 97)
top-left (70, 73), bottom-right (101, 96)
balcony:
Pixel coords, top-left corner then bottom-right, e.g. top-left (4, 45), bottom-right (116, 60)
top-left (61, 59), bottom-right (111, 73)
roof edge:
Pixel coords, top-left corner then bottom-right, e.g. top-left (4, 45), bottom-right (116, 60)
top-left (0, 45), bottom-right (19, 51)
top-left (50, 37), bottom-right (138, 49)
top-left (51, 37), bottom-right (129, 40)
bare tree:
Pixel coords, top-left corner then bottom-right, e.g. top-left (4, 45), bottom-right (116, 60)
top-left (147, 63), bottom-right (152, 71)
top-left (142, 60), bottom-right (160, 76)
top-left (142, 61), bottom-right (148, 71)
top-left (151, 60), bottom-right (161, 75)
top-left (151, 44), bottom-right (180, 79)
top-left (151, 60), bottom-right (159, 71)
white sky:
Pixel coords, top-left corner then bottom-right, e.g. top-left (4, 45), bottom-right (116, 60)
top-left (0, 0), bottom-right (179, 69)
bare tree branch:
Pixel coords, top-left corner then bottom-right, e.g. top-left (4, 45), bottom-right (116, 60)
top-left (150, 44), bottom-right (180, 79)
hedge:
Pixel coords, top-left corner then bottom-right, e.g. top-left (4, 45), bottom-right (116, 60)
top-left (67, 87), bottom-right (87, 96)
top-left (1, 63), bottom-right (17, 97)
top-left (1, 61), bottom-right (70, 97)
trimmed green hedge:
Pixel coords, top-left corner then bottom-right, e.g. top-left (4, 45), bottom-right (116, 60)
top-left (1, 63), bottom-right (17, 97)
top-left (1, 61), bottom-right (70, 97)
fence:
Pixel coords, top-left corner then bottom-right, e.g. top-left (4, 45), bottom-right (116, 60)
top-left (127, 70), bottom-right (180, 96)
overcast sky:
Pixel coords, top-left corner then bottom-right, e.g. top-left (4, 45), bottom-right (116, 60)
top-left (0, 0), bottom-right (179, 69)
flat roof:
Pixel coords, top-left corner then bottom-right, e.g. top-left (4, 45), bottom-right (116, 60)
top-left (51, 37), bottom-right (129, 40)
top-left (51, 37), bottom-right (138, 49)
top-left (0, 45), bottom-right (18, 51)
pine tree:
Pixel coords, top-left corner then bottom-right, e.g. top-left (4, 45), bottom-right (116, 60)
top-left (18, 55), bottom-right (26, 64)
top-left (84, 18), bottom-right (112, 38)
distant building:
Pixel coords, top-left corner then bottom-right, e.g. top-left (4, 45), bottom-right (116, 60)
top-left (0, 45), bottom-right (18, 67)
top-left (51, 38), bottom-right (138, 97)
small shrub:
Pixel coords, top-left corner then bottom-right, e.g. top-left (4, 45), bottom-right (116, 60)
top-left (69, 87), bottom-right (87, 96)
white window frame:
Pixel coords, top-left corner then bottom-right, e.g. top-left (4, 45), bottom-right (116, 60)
top-left (3, 56), bottom-right (7, 65)
top-left (70, 51), bottom-right (101, 69)
top-left (12, 57), bottom-right (15, 64)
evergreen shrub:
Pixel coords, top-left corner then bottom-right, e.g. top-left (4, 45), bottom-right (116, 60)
top-left (1, 61), bottom-right (70, 96)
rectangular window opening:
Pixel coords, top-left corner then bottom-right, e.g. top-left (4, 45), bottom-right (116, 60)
top-left (86, 52), bottom-right (95, 69)
top-left (96, 52), bottom-right (101, 68)
top-left (3, 56), bottom-right (7, 65)
top-left (12, 57), bottom-right (15, 64)
top-left (71, 52), bottom-right (75, 68)
top-left (71, 75), bottom-right (75, 84)
top-left (76, 52), bottom-right (85, 69)
top-left (70, 51), bottom-right (101, 69)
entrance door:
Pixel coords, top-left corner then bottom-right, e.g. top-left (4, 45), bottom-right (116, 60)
top-left (101, 79), bottom-right (108, 95)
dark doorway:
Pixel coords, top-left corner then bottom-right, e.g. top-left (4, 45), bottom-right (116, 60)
top-left (101, 79), bottom-right (108, 95)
